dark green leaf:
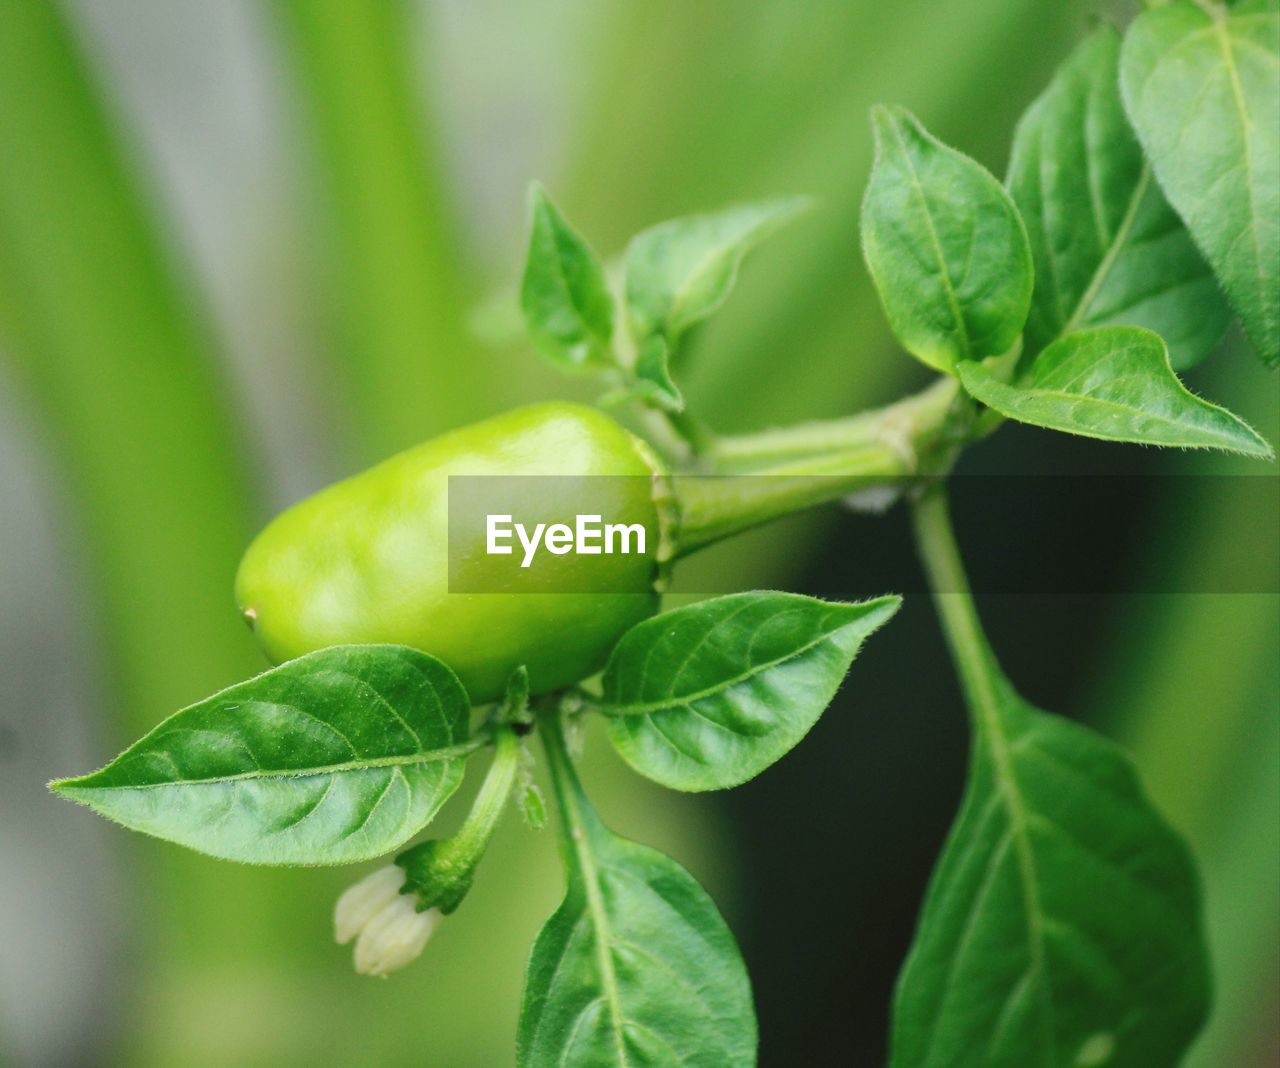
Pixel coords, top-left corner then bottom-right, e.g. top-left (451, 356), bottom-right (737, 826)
top-left (1121, 0), bottom-right (1280, 366)
top-left (891, 663), bottom-right (1209, 1066)
top-left (518, 730), bottom-right (755, 1067)
top-left (52, 646), bottom-right (472, 865)
top-left (862, 105), bottom-right (1033, 372)
top-left (624, 197), bottom-right (810, 345)
top-left (959, 326), bottom-right (1272, 456)
top-left (1009, 26), bottom-right (1229, 370)
top-left (521, 183), bottom-right (616, 369)
top-left (602, 592), bottom-right (901, 791)
top-left (501, 664), bottom-right (533, 726)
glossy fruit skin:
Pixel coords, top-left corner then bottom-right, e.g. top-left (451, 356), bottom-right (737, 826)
top-left (236, 403), bottom-right (664, 704)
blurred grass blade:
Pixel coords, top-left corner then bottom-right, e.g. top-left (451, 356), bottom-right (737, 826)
top-left (270, 0), bottom-right (487, 457)
top-left (0, 0), bottom-right (259, 719)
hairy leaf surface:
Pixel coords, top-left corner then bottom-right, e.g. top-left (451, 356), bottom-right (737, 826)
top-left (1009, 26), bottom-right (1228, 370)
top-left (53, 646), bottom-right (471, 865)
top-left (518, 736), bottom-right (755, 1067)
top-left (862, 106), bottom-right (1033, 372)
top-left (892, 656), bottom-right (1210, 1067)
top-left (624, 197), bottom-right (809, 345)
top-left (603, 592), bottom-right (900, 791)
top-left (959, 326), bottom-right (1271, 455)
top-left (1122, 0), bottom-right (1280, 366)
top-left (521, 183), bottom-right (616, 369)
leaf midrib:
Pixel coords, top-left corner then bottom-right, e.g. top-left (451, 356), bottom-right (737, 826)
top-left (1061, 167), bottom-right (1153, 338)
top-left (541, 201), bottom-right (609, 346)
top-left (561, 799), bottom-right (630, 1065)
top-left (663, 225), bottom-right (744, 336)
top-left (58, 739), bottom-right (482, 792)
top-left (606, 613), bottom-right (862, 717)
top-left (646, 202), bottom-right (799, 339)
top-left (960, 654), bottom-right (1054, 1060)
top-left (1208, 12), bottom-right (1273, 351)
top-left (887, 116), bottom-right (972, 362)
top-left (993, 376), bottom-right (1249, 448)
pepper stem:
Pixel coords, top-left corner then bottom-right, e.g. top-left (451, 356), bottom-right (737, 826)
top-left (397, 725), bottom-right (521, 914)
top-left (672, 376), bottom-right (962, 556)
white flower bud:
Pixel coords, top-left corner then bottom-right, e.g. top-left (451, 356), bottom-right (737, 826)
top-left (333, 864), bottom-right (443, 977)
top-left (353, 896), bottom-right (441, 977)
top-left (334, 864), bottom-right (405, 945)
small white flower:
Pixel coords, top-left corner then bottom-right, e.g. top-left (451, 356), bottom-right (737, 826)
top-left (334, 864), bottom-right (405, 945)
top-left (333, 864), bottom-right (441, 976)
top-left (353, 894), bottom-right (441, 977)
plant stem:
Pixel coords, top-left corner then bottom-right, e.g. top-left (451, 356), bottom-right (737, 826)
top-left (539, 707), bottom-right (629, 1059)
top-left (673, 376), bottom-right (962, 556)
top-left (397, 724), bottom-right (520, 912)
top-left (910, 476), bottom-right (1053, 1017)
top-left (675, 442), bottom-right (910, 556)
top-left (710, 376), bottom-right (958, 468)
top-left (664, 407), bottom-right (717, 458)
top-left (909, 486), bottom-right (1001, 723)
top-left (540, 707), bottom-right (604, 849)
top-left (448, 726), bottom-right (521, 861)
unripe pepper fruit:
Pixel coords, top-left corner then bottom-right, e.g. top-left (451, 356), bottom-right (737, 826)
top-left (235, 403), bottom-right (671, 705)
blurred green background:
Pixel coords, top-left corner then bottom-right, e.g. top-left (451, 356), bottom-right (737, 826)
top-left (0, 1), bottom-right (1275, 1065)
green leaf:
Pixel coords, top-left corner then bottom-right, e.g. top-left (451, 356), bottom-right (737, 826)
top-left (624, 196), bottom-right (810, 345)
top-left (958, 326), bottom-right (1272, 456)
top-left (891, 665), bottom-right (1209, 1066)
top-left (602, 592), bottom-right (901, 791)
top-left (51, 646), bottom-right (472, 865)
top-left (896, 490), bottom-right (1209, 1066)
top-left (521, 183), bottom-right (616, 369)
top-left (632, 335), bottom-right (684, 412)
top-left (501, 664), bottom-right (533, 726)
top-left (519, 782), bottom-right (547, 831)
top-left (1121, 0), bottom-right (1280, 366)
top-left (519, 718), bottom-right (755, 1067)
top-left (862, 105), bottom-right (1033, 373)
top-left (1008, 26), bottom-right (1229, 370)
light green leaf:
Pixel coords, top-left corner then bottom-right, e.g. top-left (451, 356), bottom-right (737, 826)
top-left (51, 646), bottom-right (472, 865)
top-left (624, 196), bottom-right (810, 344)
top-left (521, 183), bottom-right (616, 369)
top-left (1121, 0), bottom-right (1280, 366)
top-left (1009, 26), bottom-right (1229, 370)
top-left (632, 335), bottom-right (684, 412)
top-left (602, 592), bottom-right (901, 791)
top-left (891, 659), bottom-right (1209, 1066)
top-left (958, 326), bottom-right (1272, 456)
top-left (519, 782), bottom-right (547, 831)
top-left (518, 720), bottom-right (755, 1067)
top-left (862, 105), bottom-right (1033, 373)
